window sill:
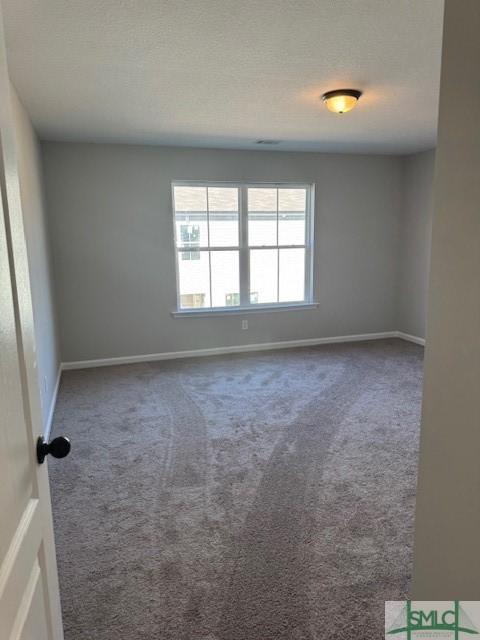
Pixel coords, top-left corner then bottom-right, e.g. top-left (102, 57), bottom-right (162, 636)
top-left (171, 302), bottom-right (319, 318)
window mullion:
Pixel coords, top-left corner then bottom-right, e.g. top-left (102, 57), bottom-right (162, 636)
top-left (239, 186), bottom-right (249, 306)
top-left (276, 188), bottom-right (280, 303)
top-left (305, 185), bottom-right (314, 302)
top-left (206, 188), bottom-right (212, 308)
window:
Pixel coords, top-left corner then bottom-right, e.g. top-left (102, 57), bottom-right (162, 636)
top-left (180, 293), bottom-right (206, 308)
top-left (180, 224), bottom-right (200, 260)
top-left (173, 182), bottom-right (314, 311)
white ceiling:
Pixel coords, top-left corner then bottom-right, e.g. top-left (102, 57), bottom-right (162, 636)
top-left (3, 0), bottom-right (444, 154)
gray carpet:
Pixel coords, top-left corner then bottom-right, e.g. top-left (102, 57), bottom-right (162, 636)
top-left (49, 338), bottom-right (423, 640)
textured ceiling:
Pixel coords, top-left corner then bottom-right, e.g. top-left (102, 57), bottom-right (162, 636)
top-left (3, 0), bottom-right (444, 153)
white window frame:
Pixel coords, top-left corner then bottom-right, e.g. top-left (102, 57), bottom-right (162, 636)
top-left (171, 181), bottom-right (316, 315)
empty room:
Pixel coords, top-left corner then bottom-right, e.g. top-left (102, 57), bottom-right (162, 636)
top-left (2, 1), bottom-right (480, 639)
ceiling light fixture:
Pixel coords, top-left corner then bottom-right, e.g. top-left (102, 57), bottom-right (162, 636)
top-left (322, 89), bottom-right (362, 114)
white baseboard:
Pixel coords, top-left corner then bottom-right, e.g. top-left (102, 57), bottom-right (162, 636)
top-left (61, 331), bottom-right (406, 371)
top-left (44, 366), bottom-right (62, 440)
top-left (396, 331), bottom-right (426, 346)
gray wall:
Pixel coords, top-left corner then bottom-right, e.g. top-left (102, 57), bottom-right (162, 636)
top-left (10, 86), bottom-right (60, 426)
top-left (41, 143), bottom-right (403, 362)
top-left (398, 150), bottom-right (435, 339)
top-left (413, 0), bottom-right (480, 597)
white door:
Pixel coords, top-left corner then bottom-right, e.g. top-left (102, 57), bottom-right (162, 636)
top-left (0, 5), bottom-right (64, 639)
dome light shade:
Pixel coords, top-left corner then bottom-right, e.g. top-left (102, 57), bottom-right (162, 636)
top-left (322, 89), bottom-right (362, 114)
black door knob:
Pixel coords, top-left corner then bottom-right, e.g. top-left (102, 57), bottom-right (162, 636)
top-left (37, 436), bottom-right (71, 464)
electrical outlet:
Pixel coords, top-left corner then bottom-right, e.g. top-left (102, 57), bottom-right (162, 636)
top-left (242, 319), bottom-right (248, 330)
